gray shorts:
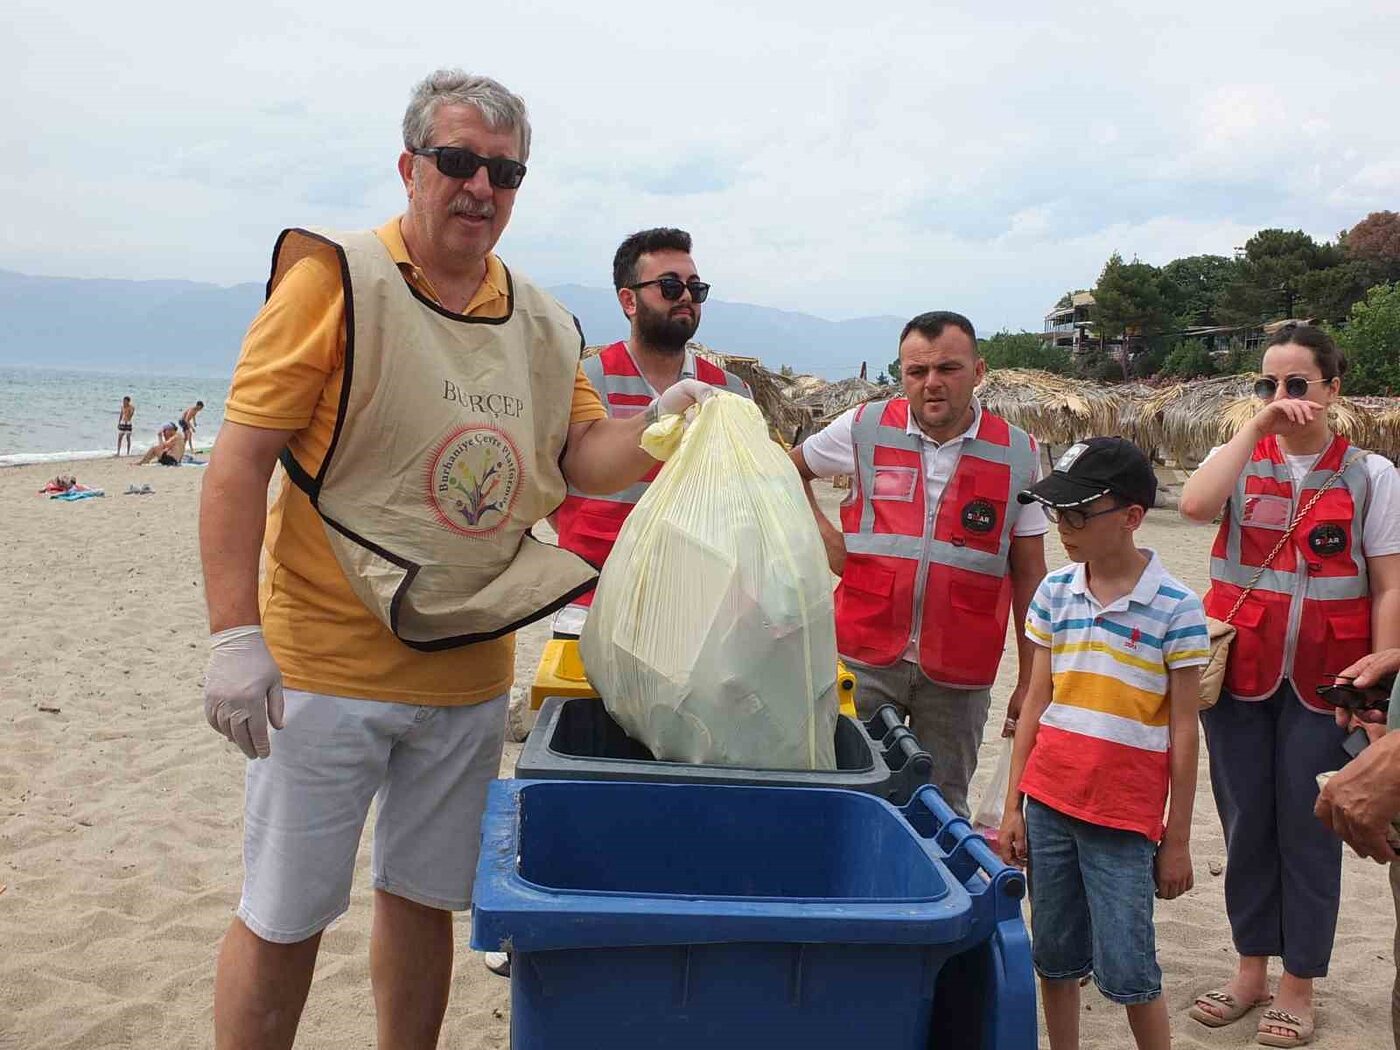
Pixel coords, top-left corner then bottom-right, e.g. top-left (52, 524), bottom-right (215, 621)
top-left (846, 658), bottom-right (991, 818)
top-left (237, 690), bottom-right (507, 944)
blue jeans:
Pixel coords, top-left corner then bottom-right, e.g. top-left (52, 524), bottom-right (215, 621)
top-left (1025, 797), bottom-right (1161, 1005)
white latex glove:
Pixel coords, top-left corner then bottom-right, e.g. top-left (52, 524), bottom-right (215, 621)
top-left (653, 378), bottom-right (718, 419)
top-left (204, 625), bottom-right (286, 759)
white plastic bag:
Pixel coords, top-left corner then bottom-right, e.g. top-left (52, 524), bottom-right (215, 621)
top-left (579, 392), bottom-right (839, 770)
top-left (971, 738), bottom-right (1014, 850)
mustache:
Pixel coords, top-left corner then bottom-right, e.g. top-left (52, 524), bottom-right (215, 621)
top-left (449, 197), bottom-right (496, 218)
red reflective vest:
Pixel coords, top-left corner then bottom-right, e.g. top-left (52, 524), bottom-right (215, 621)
top-left (1204, 434), bottom-right (1372, 711)
top-left (834, 399), bottom-right (1039, 688)
top-left (554, 340), bottom-right (750, 605)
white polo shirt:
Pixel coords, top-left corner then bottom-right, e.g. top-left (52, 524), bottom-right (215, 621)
top-left (800, 395), bottom-right (1050, 539)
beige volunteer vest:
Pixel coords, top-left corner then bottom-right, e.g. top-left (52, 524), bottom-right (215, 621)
top-left (270, 227), bottom-right (597, 650)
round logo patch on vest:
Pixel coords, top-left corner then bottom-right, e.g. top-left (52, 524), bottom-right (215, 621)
top-left (427, 424), bottom-right (523, 537)
top-left (1307, 522), bottom-right (1347, 557)
top-left (961, 498), bottom-right (998, 535)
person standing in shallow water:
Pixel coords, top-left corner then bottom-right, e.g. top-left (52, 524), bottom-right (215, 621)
top-left (1180, 323), bottom-right (1400, 1047)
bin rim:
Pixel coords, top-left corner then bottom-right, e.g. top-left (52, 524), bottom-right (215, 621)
top-left (469, 779), bottom-right (980, 954)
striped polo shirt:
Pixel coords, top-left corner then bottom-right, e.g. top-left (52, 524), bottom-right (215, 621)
top-left (1019, 550), bottom-right (1209, 841)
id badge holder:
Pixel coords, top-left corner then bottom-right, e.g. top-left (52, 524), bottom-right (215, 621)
top-left (871, 466), bottom-right (919, 502)
top-left (1240, 493), bottom-right (1291, 530)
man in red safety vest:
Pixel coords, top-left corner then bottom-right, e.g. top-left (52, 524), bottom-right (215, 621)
top-left (553, 227), bottom-right (751, 632)
top-left (791, 311), bottom-right (1049, 816)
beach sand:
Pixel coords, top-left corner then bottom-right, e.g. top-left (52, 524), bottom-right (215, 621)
top-left (0, 457), bottom-right (1392, 1048)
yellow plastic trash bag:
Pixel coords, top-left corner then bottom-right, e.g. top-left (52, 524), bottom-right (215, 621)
top-left (579, 392), bottom-right (839, 770)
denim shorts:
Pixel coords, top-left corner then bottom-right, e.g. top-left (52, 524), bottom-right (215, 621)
top-left (1024, 797), bottom-right (1162, 1005)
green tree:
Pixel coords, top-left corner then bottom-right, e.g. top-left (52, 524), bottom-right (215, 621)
top-left (779, 363), bottom-right (795, 377)
top-left (978, 331), bottom-right (1037, 368)
top-left (1159, 255), bottom-right (1238, 327)
top-left (978, 330), bottom-right (1070, 373)
top-left (1298, 259), bottom-right (1386, 323)
top-left (1218, 229), bottom-right (1337, 324)
top-left (1335, 282), bottom-right (1400, 395)
top-left (1091, 252), bottom-right (1169, 379)
top-left (1072, 347), bottom-right (1124, 383)
top-left (883, 357), bottom-right (901, 385)
top-left (1162, 339), bottom-right (1217, 379)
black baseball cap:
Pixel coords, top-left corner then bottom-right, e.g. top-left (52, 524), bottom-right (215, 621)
top-left (1018, 436), bottom-right (1157, 511)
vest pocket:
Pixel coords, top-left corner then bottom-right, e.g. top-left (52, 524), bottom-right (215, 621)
top-left (1219, 594), bottom-right (1273, 698)
top-left (836, 560), bottom-right (897, 640)
top-left (966, 476), bottom-right (1010, 554)
top-left (871, 466), bottom-right (919, 502)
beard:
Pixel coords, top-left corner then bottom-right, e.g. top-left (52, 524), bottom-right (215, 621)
top-left (635, 300), bottom-right (698, 353)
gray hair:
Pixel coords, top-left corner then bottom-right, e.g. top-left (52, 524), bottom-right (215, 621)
top-left (401, 69), bottom-right (532, 162)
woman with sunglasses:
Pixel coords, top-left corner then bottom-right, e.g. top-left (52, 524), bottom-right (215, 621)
top-left (1180, 324), bottom-right (1400, 1046)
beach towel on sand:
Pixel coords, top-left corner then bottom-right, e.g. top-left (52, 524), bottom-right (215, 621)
top-left (51, 488), bottom-right (105, 501)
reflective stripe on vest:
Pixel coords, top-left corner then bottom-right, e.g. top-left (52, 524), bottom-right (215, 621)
top-left (834, 397), bottom-right (1038, 688)
top-left (555, 340), bottom-right (752, 601)
top-left (1205, 434), bottom-right (1372, 710)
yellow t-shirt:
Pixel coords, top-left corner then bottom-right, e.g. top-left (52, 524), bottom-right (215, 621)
top-left (224, 217), bottom-right (606, 705)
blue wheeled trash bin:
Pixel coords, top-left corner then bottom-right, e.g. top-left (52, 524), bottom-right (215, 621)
top-left (471, 778), bottom-right (1035, 1049)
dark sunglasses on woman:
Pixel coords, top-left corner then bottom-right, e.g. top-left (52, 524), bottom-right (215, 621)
top-left (1254, 375), bottom-right (1329, 400)
top-left (627, 277), bottom-right (711, 303)
top-left (410, 146), bottom-right (527, 189)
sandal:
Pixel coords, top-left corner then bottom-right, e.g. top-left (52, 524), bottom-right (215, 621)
top-left (1189, 988), bottom-right (1273, 1027)
top-left (1256, 1008), bottom-right (1314, 1047)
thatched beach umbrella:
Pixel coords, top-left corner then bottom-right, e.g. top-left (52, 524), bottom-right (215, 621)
top-left (1349, 398), bottom-right (1400, 463)
top-left (974, 369), bottom-right (1125, 447)
top-left (797, 377), bottom-right (887, 426)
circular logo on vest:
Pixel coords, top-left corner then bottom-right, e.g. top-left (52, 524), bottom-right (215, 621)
top-left (1308, 522), bottom-right (1347, 557)
top-left (426, 424), bottom-right (523, 537)
top-left (962, 498), bottom-right (998, 535)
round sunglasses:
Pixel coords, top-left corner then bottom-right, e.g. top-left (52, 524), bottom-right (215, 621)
top-left (410, 146), bottom-right (527, 189)
top-left (627, 276), bottom-right (711, 303)
top-left (1253, 376), bottom-right (1330, 400)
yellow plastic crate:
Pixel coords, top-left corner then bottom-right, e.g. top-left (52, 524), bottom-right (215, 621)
top-left (531, 638), bottom-right (858, 719)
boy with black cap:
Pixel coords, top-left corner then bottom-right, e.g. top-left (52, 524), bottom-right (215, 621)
top-left (998, 437), bottom-right (1210, 1050)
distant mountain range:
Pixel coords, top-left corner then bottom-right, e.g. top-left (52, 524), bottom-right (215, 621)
top-left (0, 268), bottom-right (904, 380)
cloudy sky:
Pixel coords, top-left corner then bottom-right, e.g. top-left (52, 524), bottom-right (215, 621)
top-left (5, 0), bottom-right (1397, 335)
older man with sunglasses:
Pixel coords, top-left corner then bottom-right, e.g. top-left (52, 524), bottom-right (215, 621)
top-left (200, 70), bottom-right (717, 1050)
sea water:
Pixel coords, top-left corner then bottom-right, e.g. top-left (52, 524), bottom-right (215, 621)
top-left (0, 365), bottom-right (228, 465)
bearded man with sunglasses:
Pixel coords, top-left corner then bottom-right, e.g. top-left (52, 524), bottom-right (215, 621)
top-left (790, 311), bottom-right (1049, 816)
top-left (200, 71), bottom-right (717, 1050)
top-left (552, 228), bottom-right (750, 629)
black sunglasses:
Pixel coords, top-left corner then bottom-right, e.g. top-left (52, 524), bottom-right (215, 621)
top-left (1043, 501), bottom-right (1130, 530)
top-left (1315, 672), bottom-right (1395, 713)
top-left (410, 146), bottom-right (527, 189)
top-left (627, 277), bottom-right (710, 304)
top-left (1254, 376), bottom-right (1329, 400)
